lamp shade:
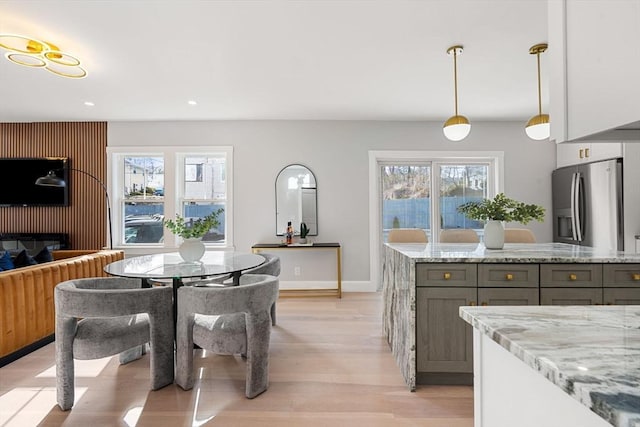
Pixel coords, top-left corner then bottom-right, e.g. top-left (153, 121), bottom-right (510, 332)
top-left (525, 113), bottom-right (550, 140)
top-left (443, 115), bottom-right (471, 141)
top-left (35, 170), bottom-right (66, 187)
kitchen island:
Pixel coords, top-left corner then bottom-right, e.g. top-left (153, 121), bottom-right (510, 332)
top-left (382, 242), bottom-right (640, 390)
top-left (459, 305), bottom-right (640, 427)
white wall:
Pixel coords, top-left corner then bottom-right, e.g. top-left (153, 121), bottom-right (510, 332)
top-left (108, 120), bottom-right (557, 290)
top-left (623, 143), bottom-right (640, 253)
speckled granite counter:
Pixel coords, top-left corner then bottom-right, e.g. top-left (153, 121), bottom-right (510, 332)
top-left (387, 242), bottom-right (640, 263)
top-left (460, 305), bottom-right (640, 427)
top-left (381, 242), bottom-right (640, 391)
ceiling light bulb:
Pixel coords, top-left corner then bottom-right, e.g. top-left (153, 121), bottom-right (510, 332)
top-left (525, 114), bottom-right (550, 140)
top-left (443, 115), bottom-right (471, 141)
top-left (443, 45), bottom-right (471, 142)
top-left (188, 100), bottom-right (197, 106)
top-left (526, 43), bottom-right (549, 141)
top-left (84, 101), bottom-right (95, 107)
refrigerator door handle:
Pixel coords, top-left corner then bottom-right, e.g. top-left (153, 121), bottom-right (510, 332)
top-left (574, 172), bottom-right (583, 241)
top-left (570, 172), bottom-right (578, 241)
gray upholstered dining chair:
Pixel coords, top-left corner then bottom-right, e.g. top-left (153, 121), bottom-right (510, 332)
top-left (175, 274), bottom-right (279, 398)
top-left (440, 228), bottom-right (480, 243)
top-left (54, 277), bottom-right (174, 411)
top-left (190, 253), bottom-right (281, 325)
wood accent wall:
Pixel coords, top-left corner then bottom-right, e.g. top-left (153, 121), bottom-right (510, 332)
top-left (0, 122), bottom-right (108, 250)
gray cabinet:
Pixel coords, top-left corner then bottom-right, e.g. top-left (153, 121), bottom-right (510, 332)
top-left (478, 288), bottom-right (539, 306)
top-left (416, 287), bottom-right (475, 384)
top-left (603, 264), bottom-right (640, 305)
top-left (540, 288), bottom-right (603, 305)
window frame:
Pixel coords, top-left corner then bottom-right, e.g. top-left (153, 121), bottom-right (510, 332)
top-left (108, 146), bottom-right (233, 252)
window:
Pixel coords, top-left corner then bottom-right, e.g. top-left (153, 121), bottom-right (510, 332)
top-left (370, 150), bottom-right (503, 289)
top-left (380, 161), bottom-right (493, 242)
top-left (109, 146), bottom-right (233, 249)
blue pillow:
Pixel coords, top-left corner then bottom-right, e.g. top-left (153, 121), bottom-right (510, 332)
top-left (0, 251), bottom-right (15, 271)
top-left (13, 250), bottom-right (38, 268)
top-left (34, 247), bottom-right (53, 264)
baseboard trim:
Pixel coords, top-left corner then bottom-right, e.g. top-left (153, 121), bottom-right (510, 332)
top-left (0, 334), bottom-right (55, 368)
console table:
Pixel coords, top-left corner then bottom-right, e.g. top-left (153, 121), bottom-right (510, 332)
top-left (251, 243), bottom-right (342, 298)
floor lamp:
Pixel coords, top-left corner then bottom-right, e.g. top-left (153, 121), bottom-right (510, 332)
top-left (35, 169), bottom-right (113, 249)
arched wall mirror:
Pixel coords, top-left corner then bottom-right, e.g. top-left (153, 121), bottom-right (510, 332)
top-left (276, 164), bottom-right (317, 236)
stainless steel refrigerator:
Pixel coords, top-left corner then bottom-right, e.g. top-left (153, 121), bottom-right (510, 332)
top-left (552, 158), bottom-right (623, 251)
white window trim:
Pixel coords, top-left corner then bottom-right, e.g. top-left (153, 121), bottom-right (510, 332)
top-left (107, 145), bottom-right (234, 254)
top-left (368, 150), bottom-right (504, 291)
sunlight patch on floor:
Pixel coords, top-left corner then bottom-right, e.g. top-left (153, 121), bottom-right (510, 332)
top-left (36, 357), bottom-right (113, 378)
top-left (0, 386), bottom-right (87, 427)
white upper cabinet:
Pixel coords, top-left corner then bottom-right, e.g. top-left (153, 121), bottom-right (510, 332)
top-left (548, 0), bottom-right (640, 143)
top-left (556, 141), bottom-right (623, 168)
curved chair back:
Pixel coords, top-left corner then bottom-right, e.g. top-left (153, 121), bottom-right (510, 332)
top-left (176, 274), bottom-right (279, 398)
top-left (244, 253), bottom-right (281, 276)
top-left (504, 228), bottom-right (536, 243)
top-left (440, 229), bottom-right (479, 243)
top-left (55, 277), bottom-right (174, 411)
top-left (387, 228), bottom-right (428, 243)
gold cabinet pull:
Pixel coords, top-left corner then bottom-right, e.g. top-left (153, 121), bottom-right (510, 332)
top-left (579, 148), bottom-right (584, 159)
top-left (633, 273), bottom-right (640, 281)
top-left (585, 148), bottom-right (590, 158)
top-left (481, 302), bottom-right (488, 306)
top-left (569, 273), bottom-right (577, 281)
top-left (505, 273), bottom-right (514, 281)
top-left (443, 272), bottom-right (451, 280)
top-left (470, 301), bottom-right (477, 306)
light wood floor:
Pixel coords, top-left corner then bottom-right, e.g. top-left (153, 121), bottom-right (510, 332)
top-left (0, 292), bottom-right (473, 426)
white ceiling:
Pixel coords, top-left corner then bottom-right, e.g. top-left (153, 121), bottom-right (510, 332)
top-left (0, 0), bottom-right (549, 123)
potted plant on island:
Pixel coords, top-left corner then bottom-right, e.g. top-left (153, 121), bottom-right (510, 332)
top-left (299, 222), bottom-right (310, 244)
top-left (164, 208), bottom-right (224, 262)
top-left (457, 193), bottom-right (544, 249)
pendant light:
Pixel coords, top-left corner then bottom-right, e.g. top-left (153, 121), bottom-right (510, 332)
top-left (443, 45), bottom-right (470, 142)
top-left (525, 43), bottom-right (549, 140)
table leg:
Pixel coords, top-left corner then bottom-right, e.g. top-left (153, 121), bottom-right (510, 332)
top-left (172, 277), bottom-right (183, 338)
top-left (232, 271), bottom-right (241, 286)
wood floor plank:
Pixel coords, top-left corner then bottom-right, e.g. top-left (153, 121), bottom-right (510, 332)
top-left (0, 292), bottom-right (473, 426)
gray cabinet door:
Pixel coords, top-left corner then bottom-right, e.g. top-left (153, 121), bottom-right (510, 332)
top-left (603, 288), bottom-right (640, 305)
top-left (603, 264), bottom-right (640, 287)
top-left (478, 288), bottom-right (540, 306)
top-left (540, 288), bottom-right (603, 305)
top-left (416, 287), bottom-right (476, 374)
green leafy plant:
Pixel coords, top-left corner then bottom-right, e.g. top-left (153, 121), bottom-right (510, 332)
top-left (300, 222), bottom-right (310, 239)
top-left (163, 208), bottom-right (224, 239)
top-left (457, 193), bottom-right (545, 224)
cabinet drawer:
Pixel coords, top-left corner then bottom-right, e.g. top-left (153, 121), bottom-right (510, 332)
top-left (416, 264), bottom-right (477, 287)
top-left (478, 288), bottom-right (540, 306)
top-left (540, 288), bottom-right (603, 305)
top-left (603, 288), bottom-right (640, 305)
top-left (603, 264), bottom-right (640, 288)
top-left (540, 264), bottom-right (602, 287)
top-left (478, 264), bottom-right (539, 288)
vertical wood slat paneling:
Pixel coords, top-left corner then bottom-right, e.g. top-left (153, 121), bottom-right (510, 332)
top-left (0, 122), bottom-right (108, 250)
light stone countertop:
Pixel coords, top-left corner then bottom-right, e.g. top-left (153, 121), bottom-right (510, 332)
top-left (460, 305), bottom-right (640, 427)
top-left (386, 242), bottom-right (640, 263)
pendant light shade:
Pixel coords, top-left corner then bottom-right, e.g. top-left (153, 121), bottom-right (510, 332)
top-left (525, 43), bottom-right (550, 140)
top-left (443, 45), bottom-right (470, 142)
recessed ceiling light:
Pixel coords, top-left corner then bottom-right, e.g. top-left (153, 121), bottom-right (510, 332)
top-left (84, 101), bottom-right (95, 107)
top-left (187, 100), bottom-right (197, 106)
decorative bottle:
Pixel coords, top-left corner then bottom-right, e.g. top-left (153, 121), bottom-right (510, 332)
top-left (286, 221), bottom-right (293, 245)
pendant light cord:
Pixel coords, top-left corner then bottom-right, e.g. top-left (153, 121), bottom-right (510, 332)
top-left (453, 50), bottom-right (459, 116)
top-left (536, 51), bottom-right (542, 116)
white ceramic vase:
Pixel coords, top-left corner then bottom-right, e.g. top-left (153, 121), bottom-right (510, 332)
top-left (179, 237), bottom-right (205, 262)
top-left (483, 220), bottom-right (505, 249)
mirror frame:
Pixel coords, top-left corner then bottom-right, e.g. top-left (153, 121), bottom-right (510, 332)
top-left (275, 163), bottom-right (318, 236)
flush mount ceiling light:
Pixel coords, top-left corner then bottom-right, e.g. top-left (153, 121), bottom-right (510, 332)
top-left (525, 43), bottom-right (549, 140)
top-left (0, 34), bottom-right (87, 79)
top-left (443, 45), bottom-right (471, 142)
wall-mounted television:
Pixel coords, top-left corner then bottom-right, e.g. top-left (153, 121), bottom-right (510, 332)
top-left (0, 157), bottom-right (70, 207)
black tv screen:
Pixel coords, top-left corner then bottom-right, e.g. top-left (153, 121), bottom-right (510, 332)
top-left (0, 158), bottom-right (70, 207)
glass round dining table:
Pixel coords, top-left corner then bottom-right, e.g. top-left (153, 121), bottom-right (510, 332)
top-left (104, 251), bottom-right (265, 286)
